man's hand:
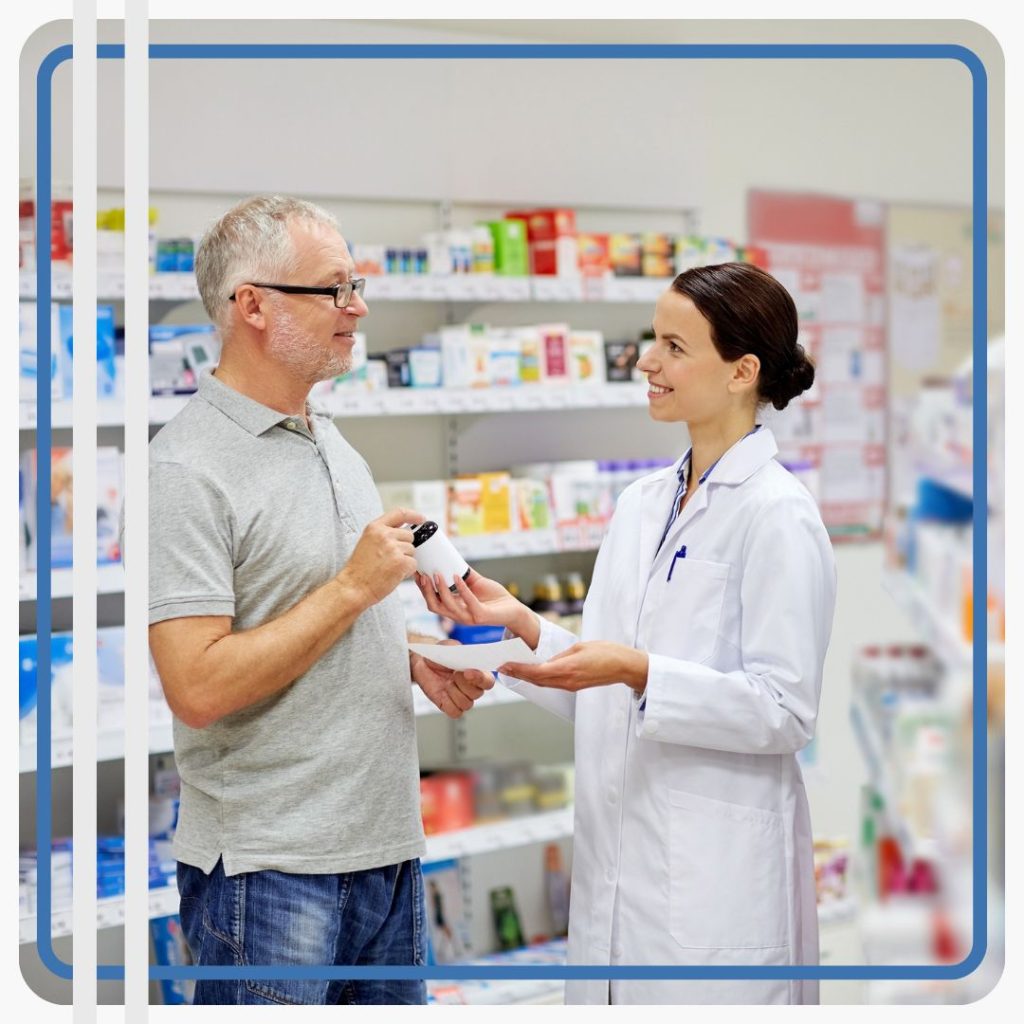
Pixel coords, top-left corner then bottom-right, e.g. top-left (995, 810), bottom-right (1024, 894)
top-left (339, 507), bottom-right (424, 607)
top-left (499, 641), bottom-right (649, 693)
top-left (411, 643), bottom-right (494, 719)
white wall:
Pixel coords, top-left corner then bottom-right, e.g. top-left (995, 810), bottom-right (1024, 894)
top-left (21, 17), bottom-right (1003, 235)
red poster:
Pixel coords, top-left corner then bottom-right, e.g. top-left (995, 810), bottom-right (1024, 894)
top-left (748, 190), bottom-right (888, 541)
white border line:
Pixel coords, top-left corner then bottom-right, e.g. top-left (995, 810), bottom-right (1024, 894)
top-left (72, 4), bottom-right (98, 1020)
top-left (124, 2), bottom-right (151, 1018)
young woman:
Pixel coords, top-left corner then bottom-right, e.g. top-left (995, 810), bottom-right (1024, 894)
top-left (416, 262), bottom-right (837, 1005)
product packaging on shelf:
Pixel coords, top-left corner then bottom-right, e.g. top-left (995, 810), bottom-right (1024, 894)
top-left (641, 233), bottom-right (675, 277)
top-left (604, 340), bottom-right (641, 382)
top-left (420, 772), bottom-right (476, 834)
top-left (576, 232), bottom-right (611, 278)
top-left (487, 219), bottom-right (529, 276)
top-left (608, 233), bottom-right (642, 277)
top-left (487, 329), bottom-right (522, 388)
top-left (149, 323), bottom-right (221, 395)
top-left (440, 323), bottom-right (491, 389)
top-left (567, 330), bottom-right (606, 385)
top-left (505, 209), bottom-right (578, 277)
top-left (422, 859), bottom-right (471, 964)
top-left (536, 323), bottom-right (570, 384)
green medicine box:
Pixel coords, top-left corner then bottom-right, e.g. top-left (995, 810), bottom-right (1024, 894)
top-left (486, 219), bottom-right (529, 276)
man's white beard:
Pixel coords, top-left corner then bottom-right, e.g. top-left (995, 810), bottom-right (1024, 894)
top-left (266, 306), bottom-right (353, 384)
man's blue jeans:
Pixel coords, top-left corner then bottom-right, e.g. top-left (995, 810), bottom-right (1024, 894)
top-left (177, 857), bottom-right (428, 1005)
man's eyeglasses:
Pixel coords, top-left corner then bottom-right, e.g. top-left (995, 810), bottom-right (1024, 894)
top-left (229, 279), bottom-right (366, 308)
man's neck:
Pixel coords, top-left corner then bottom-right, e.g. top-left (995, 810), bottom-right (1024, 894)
top-left (213, 357), bottom-right (310, 419)
top-left (687, 411), bottom-right (757, 484)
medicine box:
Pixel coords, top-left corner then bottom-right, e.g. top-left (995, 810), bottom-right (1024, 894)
top-left (505, 209), bottom-right (578, 277)
top-left (608, 233), bottom-right (642, 277)
top-left (568, 330), bottom-right (607, 385)
top-left (487, 219), bottom-right (529, 276)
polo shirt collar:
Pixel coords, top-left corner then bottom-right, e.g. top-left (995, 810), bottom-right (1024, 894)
top-left (197, 371), bottom-right (321, 437)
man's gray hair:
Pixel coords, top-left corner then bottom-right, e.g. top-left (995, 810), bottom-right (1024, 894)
top-left (195, 195), bottom-right (339, 334)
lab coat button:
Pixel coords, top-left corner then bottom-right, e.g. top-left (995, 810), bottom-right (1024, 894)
top-left (607, 789), bottom-right (618, 804)
top-left (612, 945), bottom-right (624, 959)
top-left (605, 869), bottom-right (616, 885)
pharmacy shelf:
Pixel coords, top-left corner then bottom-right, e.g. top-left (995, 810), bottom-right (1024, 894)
top-left (848, 692), bottom-right (916, 856)
top-left (19, 720), bottom-right (175, 773)
top-left (882, 570), bottom-right (978, 672)
top-left (20, 383), bottom-right (647, 431)
top-left (427, 938), bottom-right (567, 1005)
top-left (457, 528), bottom-right (604, 561)
top-left (22, 270), bottom-right (673, 305)
top-left (19, 400), bottom-right (126, 429)
top-left (24, 688), bottom-right (526, 772)
top-left (20, 883), bottom-right (179, 945)
top-left (322, 382), bottom-right (648, 417)
top-left (19, 564), bottom-right (124, 601)
top-left (20, 832), bottom-right (855, 948)
top-left (423, 807), bottom-right (574, 864)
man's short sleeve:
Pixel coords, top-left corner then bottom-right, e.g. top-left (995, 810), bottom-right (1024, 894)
top-left (149, 459), bottom-right (236, 624)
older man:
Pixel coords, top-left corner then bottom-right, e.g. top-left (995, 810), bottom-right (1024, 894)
top-left (148, 195), bottom-right (489, 1005)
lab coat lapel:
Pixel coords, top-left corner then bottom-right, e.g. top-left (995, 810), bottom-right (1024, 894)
top-left (648, 427), bottom-right (779, 578)
top-left (637, 463), bottom-right (684, 621)
top-left (650, 484), bottom-right (709, 580)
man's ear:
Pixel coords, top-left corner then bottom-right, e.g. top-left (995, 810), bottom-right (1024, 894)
top-left (232, 285), bottom-right (266, 331)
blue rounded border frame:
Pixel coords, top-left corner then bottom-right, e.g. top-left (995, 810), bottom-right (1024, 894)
top-left (32, 41), bottom-right (989, 986)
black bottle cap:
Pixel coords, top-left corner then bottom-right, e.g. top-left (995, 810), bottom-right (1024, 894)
top-left (412, 521), bottom-right (438, 548)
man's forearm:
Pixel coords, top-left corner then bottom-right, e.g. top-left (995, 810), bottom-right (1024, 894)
top-left (196, 573), bottom-right (372, 723)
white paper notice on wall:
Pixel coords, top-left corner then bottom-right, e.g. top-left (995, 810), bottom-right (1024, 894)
top-left (891, 245), bottom-right (942, 371)
top-left (820, 273), bottom-right (866, 324)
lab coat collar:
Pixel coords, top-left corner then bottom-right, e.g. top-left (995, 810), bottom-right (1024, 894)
top-left (701, 425), bottom-right (779, 487)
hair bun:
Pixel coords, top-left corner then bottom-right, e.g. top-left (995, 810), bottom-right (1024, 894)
top-left (768, 345), bottom-right (815, 411)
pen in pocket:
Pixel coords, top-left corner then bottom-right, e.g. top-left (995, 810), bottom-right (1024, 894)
top-left (667, 544), bottom-right (687, 582)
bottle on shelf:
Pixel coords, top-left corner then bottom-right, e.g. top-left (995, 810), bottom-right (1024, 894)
top-left (544, 843), bottom-right (570, 937)
top-left (560, 572), bottom-right (587, 635)
top-left (530, 574), bottom-right (567, 623)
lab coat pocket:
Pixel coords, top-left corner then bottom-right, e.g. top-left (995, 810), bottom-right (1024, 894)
top-left (639, 558), bottom-right (729, 665)
top-left (668, 789), bottom-right (789, 950)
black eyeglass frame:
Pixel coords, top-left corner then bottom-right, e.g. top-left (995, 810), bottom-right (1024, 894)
top-left (229, 279), bottom-right (366, 308)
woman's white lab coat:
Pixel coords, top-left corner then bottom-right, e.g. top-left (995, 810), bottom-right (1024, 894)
top-left (500, 427), bottom-right (837, 1004)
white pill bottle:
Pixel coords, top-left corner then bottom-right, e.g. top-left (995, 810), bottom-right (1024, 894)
top-left (412, 521), bottom-right (471, 593)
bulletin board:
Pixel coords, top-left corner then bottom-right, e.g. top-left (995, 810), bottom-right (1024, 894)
top-left (748, 190), bottom-right (888, 541)
top-left (884, 204), bottom-right (1004, 508)
top-left (886, 204), bottom-right (1004, 398)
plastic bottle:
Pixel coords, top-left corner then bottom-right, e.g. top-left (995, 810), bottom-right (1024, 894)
top-left (412, 521), bottom-right (471, 592)
top-left (531, 574), bottom-right (567, 622)
top-left (544, 843), bottom-right (570, 937)
top-left (561, 573), bottom-right (586, 635)
top-left (471, 225), bottom-right (496, 274)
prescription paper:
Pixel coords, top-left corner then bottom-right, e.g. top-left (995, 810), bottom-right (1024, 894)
top-left (408, 637), bottom-right (541, 673)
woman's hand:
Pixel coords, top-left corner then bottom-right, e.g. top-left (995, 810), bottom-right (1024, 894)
top-left (500, 641), bottom-right (649, 693)
top-left (415, 569), bottom-right (535, 642)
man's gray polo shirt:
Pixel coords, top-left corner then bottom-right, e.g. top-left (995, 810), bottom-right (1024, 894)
top-left (149, 371), bottom-right (425, 876)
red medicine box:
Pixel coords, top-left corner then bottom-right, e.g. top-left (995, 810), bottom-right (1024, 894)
top-left (505, 208), bottom-right (577, 276)
top-left (420, 773), bottom-right (476, 835)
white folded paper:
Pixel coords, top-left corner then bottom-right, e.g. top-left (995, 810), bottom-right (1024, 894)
top-left (408, 637), bottom-right (541, 673)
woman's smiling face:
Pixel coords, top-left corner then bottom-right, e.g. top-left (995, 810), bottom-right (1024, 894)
top-left (637, 289), bottom-right (743, 426)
